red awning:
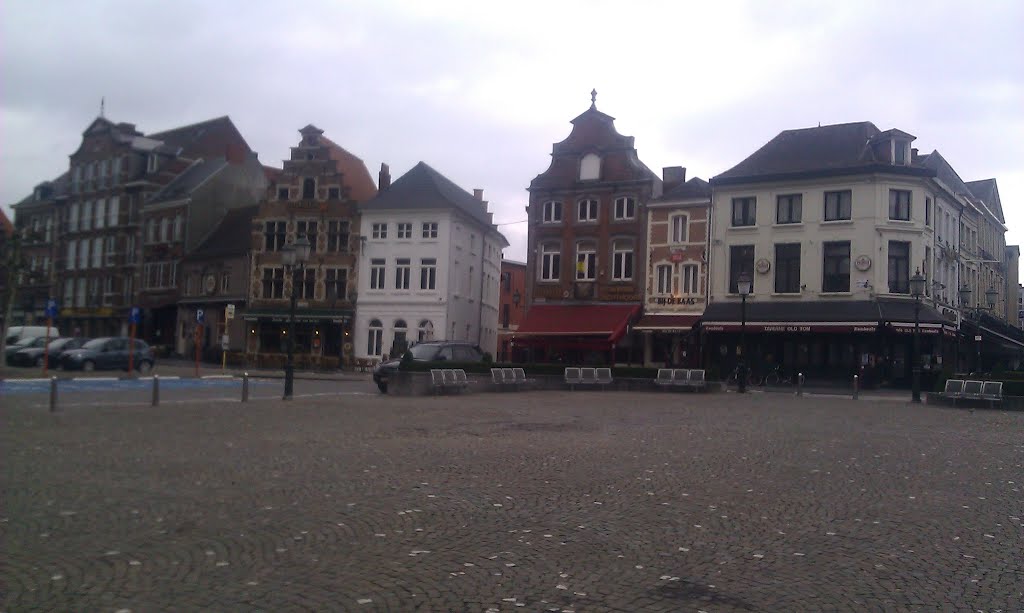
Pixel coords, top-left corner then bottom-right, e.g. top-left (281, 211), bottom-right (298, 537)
top-left (513, 303), bottom-right (640, 343)
top-left (633, 314), bottom-right (701, 331)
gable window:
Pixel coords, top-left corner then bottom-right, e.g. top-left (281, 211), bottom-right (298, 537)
top-left (729, 245), bottom-right (754, 294)
top-left (396, 222), bottom-right (412, 239)
top-left (774, 243), bottom-right (801, 294)
top-left (576, 241), bottom-right (597, 281)
top-left (302, 178), bottom-right (316, 200)
top-left (682, 264), bottom-right (699, 295)
top-left (777, 194), bottom-right (802, 224)
top-left (540, 242), bottom-right (560, 281)
top-left (889, 189), bottom-right (911, 221)
top-left (614, 197), bottom-right (636, 220)
top-left (261, 267), bottom-right (284, 299)
top-left (894, 141), bottom-right (907, 165)
top-left (370, 259), bottom-right (386, 289)
top-left (420, 258), bottom-right (437, 290)
top-left (579, 153), bottom-right (601, 181)
top-left (367, 319), bottom-right (383, 357)
top-left (371, 222), bottom-right (387, 239)
top-left (611, 239), bottom-right (633, 281)
top-left (278, 187), bottom-right (289, 201)
top-left (656, 264), bottom-right (673, 294)
top-left (422, 222), bottom-right (438, 238)
top-left (888, 241), bottom-right (910, 294)
top-left (822, 241), bottom-right (851, 293)
top-left (671, 215), bottom-right (689, 243)
top-left (577, 199), bottom-right (598, 222)
top-left (731, 197), bottom-right (756, 227)
top-left (395, 258), bottom-right (411, 290)
top-left (542, 201), bottom-right (563, 223)
top-left (296, 220), bottom-right (318, 252)
top-left (264, 221), bottom-right (287, 251)
top-left (824, 190), bottom-right (852, 221)
top-left (328, 187), bottom-right (340, 200)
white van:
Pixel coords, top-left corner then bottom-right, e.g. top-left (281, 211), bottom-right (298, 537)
top-left (4, 326), bottom-right (62, 344)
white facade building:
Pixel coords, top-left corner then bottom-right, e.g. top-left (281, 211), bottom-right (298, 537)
top-left (354, 162), bottom-right (507, 361)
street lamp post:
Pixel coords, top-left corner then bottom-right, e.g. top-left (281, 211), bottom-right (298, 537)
top-left (909, 269), bottom-right (926, 403)
top-left (282, 236), bottom-right (311, 400)
top-left (737, 272), bottom-right (752, 394)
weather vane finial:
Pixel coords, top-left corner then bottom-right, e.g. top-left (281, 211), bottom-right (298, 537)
top-left (100, 96), bottom-right (105, 118)
top-left (590, 89), bottom-right (597, 109)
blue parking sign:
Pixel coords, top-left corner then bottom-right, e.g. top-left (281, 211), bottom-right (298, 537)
top-left (129, 306), bottom-right (141, 324)
top-left (45, 299), bottom-right (58, 318)
top-left (196, 308), bottom-right (205, 324)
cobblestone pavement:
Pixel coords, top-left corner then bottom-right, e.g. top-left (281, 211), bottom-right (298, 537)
top-left (2, 390), bottom-right (1022, 612)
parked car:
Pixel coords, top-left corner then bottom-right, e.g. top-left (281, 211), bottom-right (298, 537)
top-left (8, 337), bottom-right (89, 368)
top-left (5, 336), bottom-right (48, 364)
top-left (5, 326), bottom-right (61, 345)
top-left (59, 337), bottom-right (155, 373)
top-left (372, 340), bottom-right (484, 393)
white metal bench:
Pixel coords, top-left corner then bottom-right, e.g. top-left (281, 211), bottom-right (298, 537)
top-left (565, 367), bottom-right (582, 390)
top-left (512, 367), bottom-right (532, 391)
top-left (595, 367), bottom-right (613, 389)
top-left (981, 381), bottom-right (1003, 406)
top-left (655, 368), bottom-right (674, 389)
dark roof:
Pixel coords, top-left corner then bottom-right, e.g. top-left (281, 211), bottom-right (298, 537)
top-left (148, 116), bottom-right (252, 159)
top-left (653, 177), bottom-right (710, 202)
top-left (361, 161), bottom-right (494, 226)
top-left (712, 121), bottom-right (933, 185)
top-left (185, 205), bottom-right (259, 261)
top-left (702, 299), bottom-right (947, 325)
top-left (918, 150), bottom-right (972, 198)
top-left (147, 158), bottom-right (229, 205)
top-left (966, 179), bottom-right (1003, 223)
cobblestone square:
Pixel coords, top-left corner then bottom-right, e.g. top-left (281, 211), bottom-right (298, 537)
top-left (2, 389), bottom-right (1022, 612)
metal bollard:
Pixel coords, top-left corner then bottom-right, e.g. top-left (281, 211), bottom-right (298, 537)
top-left (853, 374), bottom-right (859, 400)
top-left (152, 374), bottom-right (160, 407)
top-left (241, 372), bottom-right (249, 403)
top-left (49, 376), bottom-right (58, 412)
top-left (796, 372), bottom-right (804, 396)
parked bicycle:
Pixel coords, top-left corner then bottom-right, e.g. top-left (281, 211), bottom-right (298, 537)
top-left (725, 364), bottom-right (756, 388)
top-left (753, 364), bottom-right (793, 387)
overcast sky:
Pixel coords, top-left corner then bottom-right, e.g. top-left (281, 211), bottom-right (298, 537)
top-left (2, 0), bottom-right (1022, 263)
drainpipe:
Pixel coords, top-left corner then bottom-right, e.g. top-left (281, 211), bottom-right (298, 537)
top-left (477, 228), bottom-right (487, 348)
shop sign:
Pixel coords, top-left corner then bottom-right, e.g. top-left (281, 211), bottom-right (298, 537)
top-left (649, 296), bottom-right (699, 305)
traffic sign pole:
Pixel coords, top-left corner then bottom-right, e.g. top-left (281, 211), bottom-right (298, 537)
top-left (43, 317), bottom-right (52, 375)
top-left (129, 322), bottom-right (136, 373)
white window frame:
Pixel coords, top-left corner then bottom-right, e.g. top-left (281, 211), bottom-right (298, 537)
top-left (579, 153), bottom-right (601, 181)
top-left (542, 201), bottom-right (562, 224)
top-left (614, 197), bottom-right (636, 220)
top-left (576, 241), bottom-right (597, 281)
top-left (671, 214), bottom-right (688, 243)
top-left (540, 242), bottom-right (560, 281)
top-left (420, 258), bottom-right (437, 290)
top-left (421, 222), bottom-right (438, 239)
top-left (681, 263), bottom-right (699, 295)
top-left (577, 198), bottom-right (598, 222)
top-left (611, 239), bottom-right (633, 281)
top-left (395, 258), bottom-right (411, 290)
top-left (82, 201), bottom-right (93, 231)
top-left (656, 264), bottom-right (673, 295)
top-left (396, 222), bottom-right (412, 239)
top-left (370, 258), bottom-right (386, 289)
top-left (367, 319), bottom-right (383, 357)
top-left (95, 199), bottom-right (106, 230)
top-left (371, 222), bottom-right (388, 239)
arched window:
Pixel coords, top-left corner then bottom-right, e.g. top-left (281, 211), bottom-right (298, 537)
top-left (576, 241), bottom-right (596, 281)
top-left (393, 319), bottom-right (408, 350)
top-left (612, 238), bottom-right (634, 281)
top-left (418, 320), bottom-right (434, 342)
top-left (579, 153), bottom-right (600, 181)
top-left (302, 178), bottom-right (316, 200)
top-left (367, 319), bottom-right (383, 357)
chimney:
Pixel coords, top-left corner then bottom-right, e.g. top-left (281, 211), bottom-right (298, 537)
top-left (662, 166), bottom-right (686, 192)
top-left (911, 147), bottom-right (919, 161)
top-left (473, 189), bottom-right (484, 202)
top-left (378, 163), bottom-right (391, 191)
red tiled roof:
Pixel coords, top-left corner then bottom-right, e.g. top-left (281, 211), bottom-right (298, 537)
top-left (514, 304), bottom-right (639, 342)
top-left (0, 207), bottom-right (13, 237)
